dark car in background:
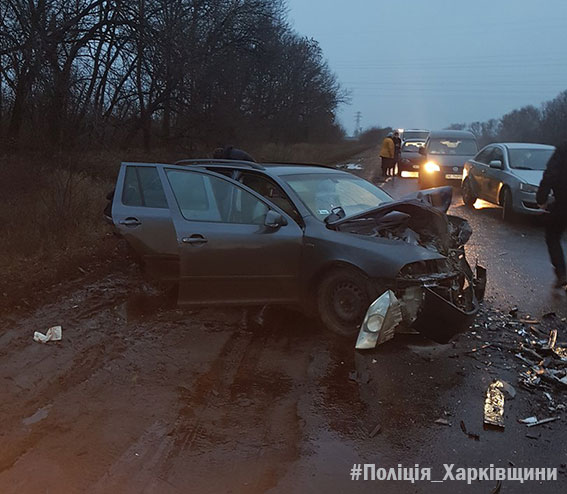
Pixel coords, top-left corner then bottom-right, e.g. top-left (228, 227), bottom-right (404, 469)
top-left (418, 130), bottom-right (478, 189)
top-left (107, 159), bottom-right (485, 342)
top-left (398, 139), bottom-right (425, 178)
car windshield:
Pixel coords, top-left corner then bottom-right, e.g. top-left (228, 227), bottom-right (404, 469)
top-left (508, 148), bottom-right (555, 170)
top-left (404, 131), bottom-right (429, 140)
top-left (428, 138), bottom-right (478, 156)
top-left (283, 173), bottom-right (392, 221)
top-left (402, 141), bottom-right (423, 153)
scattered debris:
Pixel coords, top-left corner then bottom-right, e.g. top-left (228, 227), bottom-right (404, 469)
top-left (484, 380), bottom-right (506, 429)
top-left (368, 423), bottom-right (382, 438)
top-left (526, 433), bottom-right (540, 440)
top-left (434, 418), bottom-right (451, 426)
top-left (491, 479), bottom-right (502, 494)
top-left (509, 306), bottom-right (518, 318)
top-left (499, 381), bottom-right (516, 399)
top-left (526, 416), bottom-right (560, 428)
top-left (519, 416), bottom-right (538, 425)
top-left (33, 325), bottom-right (62, 343)
top-left (459, 420), bottom-right (480, 440)
top-left (543, 329), bottom-right (558, 350)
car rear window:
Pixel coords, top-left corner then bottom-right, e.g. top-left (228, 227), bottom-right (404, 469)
top-left (122, 166), bottom-right (168, 208)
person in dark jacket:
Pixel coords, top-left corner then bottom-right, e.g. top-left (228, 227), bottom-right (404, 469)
top-left (213, 146), bottom-right (256, 162)
top-left (392, 131), bottom-right (402, 177)
top-left (536, 142), bottom-right (567, 287)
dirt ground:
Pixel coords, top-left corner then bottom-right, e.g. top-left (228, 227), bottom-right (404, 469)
top-left (1, 149), bottom-right (566, 493)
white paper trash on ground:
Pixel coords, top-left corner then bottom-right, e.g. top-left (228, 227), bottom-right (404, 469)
top-left (33, 326), bottom-right (62, 343)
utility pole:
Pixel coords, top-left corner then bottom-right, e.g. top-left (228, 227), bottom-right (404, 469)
top-left (354, 111), bottom-right (362, 137)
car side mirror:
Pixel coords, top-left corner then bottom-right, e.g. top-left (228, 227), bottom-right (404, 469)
top-left (489, 160), bottom-right (503, 169)
top-left (418, 147), bottom-right (427, 156)
top-left (264, 209), bottom-right (287, 229)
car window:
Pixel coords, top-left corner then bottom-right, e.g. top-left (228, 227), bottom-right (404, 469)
top-left (239, 172), bottom-right (301, 223)
top-left (428, 138), bottom-right (478, 156)
top-left (491, 147), bottom-right (504, 164)
top-left (508, 148), bottom-right (555, 170)
top-left (167, 169), bottom-right (268, 224)
top-left (402, 141), bottom-right (423, 153)
top-left (283, 172), bottom-right (392, 221)
top-left (122, 166), bottom-right (168, 208)
top-left (474, 147), bottom-right (493, 164)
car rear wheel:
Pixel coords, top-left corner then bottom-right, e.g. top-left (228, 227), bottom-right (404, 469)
top-left (501, 187), bottom-right (516, 222)
top-left (317, 268), bottom-right (372, 337)
top-left (462, 178), bottom-right (477, 208)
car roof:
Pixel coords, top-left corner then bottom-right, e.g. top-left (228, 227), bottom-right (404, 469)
top-left (254, 163), bottom-right (349, 177)
top-left (403, 129), bottom-right (429, 132)
top-left (428, 130), bottom-right (476, 139)
top-left (171, 159), bottom-right (348, 177)
top-left (498, 142), bottom-right (556, 150)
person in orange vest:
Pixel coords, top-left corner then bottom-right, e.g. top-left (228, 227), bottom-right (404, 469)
top-left (379, 132), bottom-right (395, 179)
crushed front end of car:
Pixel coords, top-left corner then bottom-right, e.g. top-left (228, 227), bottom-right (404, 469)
top-left (327, 187), bottom-right (486, 348)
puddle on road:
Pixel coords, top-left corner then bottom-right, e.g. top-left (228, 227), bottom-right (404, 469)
top-left (22, 404), bottom-right (52, 426)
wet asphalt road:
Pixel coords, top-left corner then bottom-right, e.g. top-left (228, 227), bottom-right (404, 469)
top-left (1, 150), bottom-right (566, 493)
top-left (380, 175), bottom-right (567, 319)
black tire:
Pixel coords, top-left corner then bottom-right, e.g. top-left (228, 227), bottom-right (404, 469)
top-left (501, 187), bottom-right (516, 222)
top-left (462, 178), bottom-right (477, 208)
top-left (317, 268), bottom-right (372, 337)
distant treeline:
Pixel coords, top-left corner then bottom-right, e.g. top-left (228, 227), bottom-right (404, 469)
top-left (447, 90), bottom-right (567, 147)
top-left (0, 0), bottom-right (347, 152)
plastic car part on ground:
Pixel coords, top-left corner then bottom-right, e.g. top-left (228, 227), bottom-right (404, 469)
top-left (483, 380), bottom-right (506, 429)
top-left (355, 290), bottom-right (403, 350)
top-left (33, 326), bottom-right (62, 343)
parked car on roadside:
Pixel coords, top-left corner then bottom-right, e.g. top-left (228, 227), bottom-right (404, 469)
top-left (461, 143), bottom-right (556, 221)
top-left (106, 159), bottom-right (485, 342)
top-left (418, 130), bottom-right (478, 189)
top-left (398, 139), bottom-right (425, 178)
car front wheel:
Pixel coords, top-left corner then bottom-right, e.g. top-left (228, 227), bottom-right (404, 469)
top-left (317, 268), bottom-right (372, 337)
top-left (501, 187), bottom-right (516, 222)
top-left (462, 178), bottom-right (477, 208)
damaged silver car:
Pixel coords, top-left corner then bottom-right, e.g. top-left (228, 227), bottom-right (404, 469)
top-left (106, 160), bottom-right (485, 345)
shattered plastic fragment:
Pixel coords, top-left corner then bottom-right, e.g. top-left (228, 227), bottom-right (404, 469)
top-left (544, 329), bottom-right (558, 350)
top-left (526, 417), bottom-right (560, 428)
top-left (435, 418), bottom-right (451, 426)
top-left (519, 416), bottom-right (538, 424)
top-left (33, 326), bottom-right (62, 343)
top-left (483, 380), bottom-right (506, 428)
top-left (355, 290), bottom-right (403, 350)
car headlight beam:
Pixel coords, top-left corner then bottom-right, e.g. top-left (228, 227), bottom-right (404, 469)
top-left (424, 161), bottom-right (441, 174)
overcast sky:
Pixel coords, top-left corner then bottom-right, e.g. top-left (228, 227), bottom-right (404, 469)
top-left (286, 0), bottom-right (567, 135)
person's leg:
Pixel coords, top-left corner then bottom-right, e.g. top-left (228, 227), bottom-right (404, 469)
top-left (381, 157), bottom-right (387, 177)
top-left (545, 213), bottom-right (567, 285)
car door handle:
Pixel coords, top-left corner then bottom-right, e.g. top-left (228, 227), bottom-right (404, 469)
top-left (182, 234), bottom-right (208, 245)
top-left (119, 217), bottom-right (141, 227)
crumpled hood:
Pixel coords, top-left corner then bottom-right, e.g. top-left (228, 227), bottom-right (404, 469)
top-left (327, 186), bottom-right (454, 226)
top-left (510, 169), bottom-right (543, 186)
top-left (326, 186), bottom-right (470, 258)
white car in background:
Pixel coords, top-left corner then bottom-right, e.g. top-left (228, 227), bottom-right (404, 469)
top-left (461, 143), bottom-right (556, 221)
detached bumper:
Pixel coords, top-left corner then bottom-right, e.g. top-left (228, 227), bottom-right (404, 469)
top-left (356, 265), bottom-right (487, 349)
